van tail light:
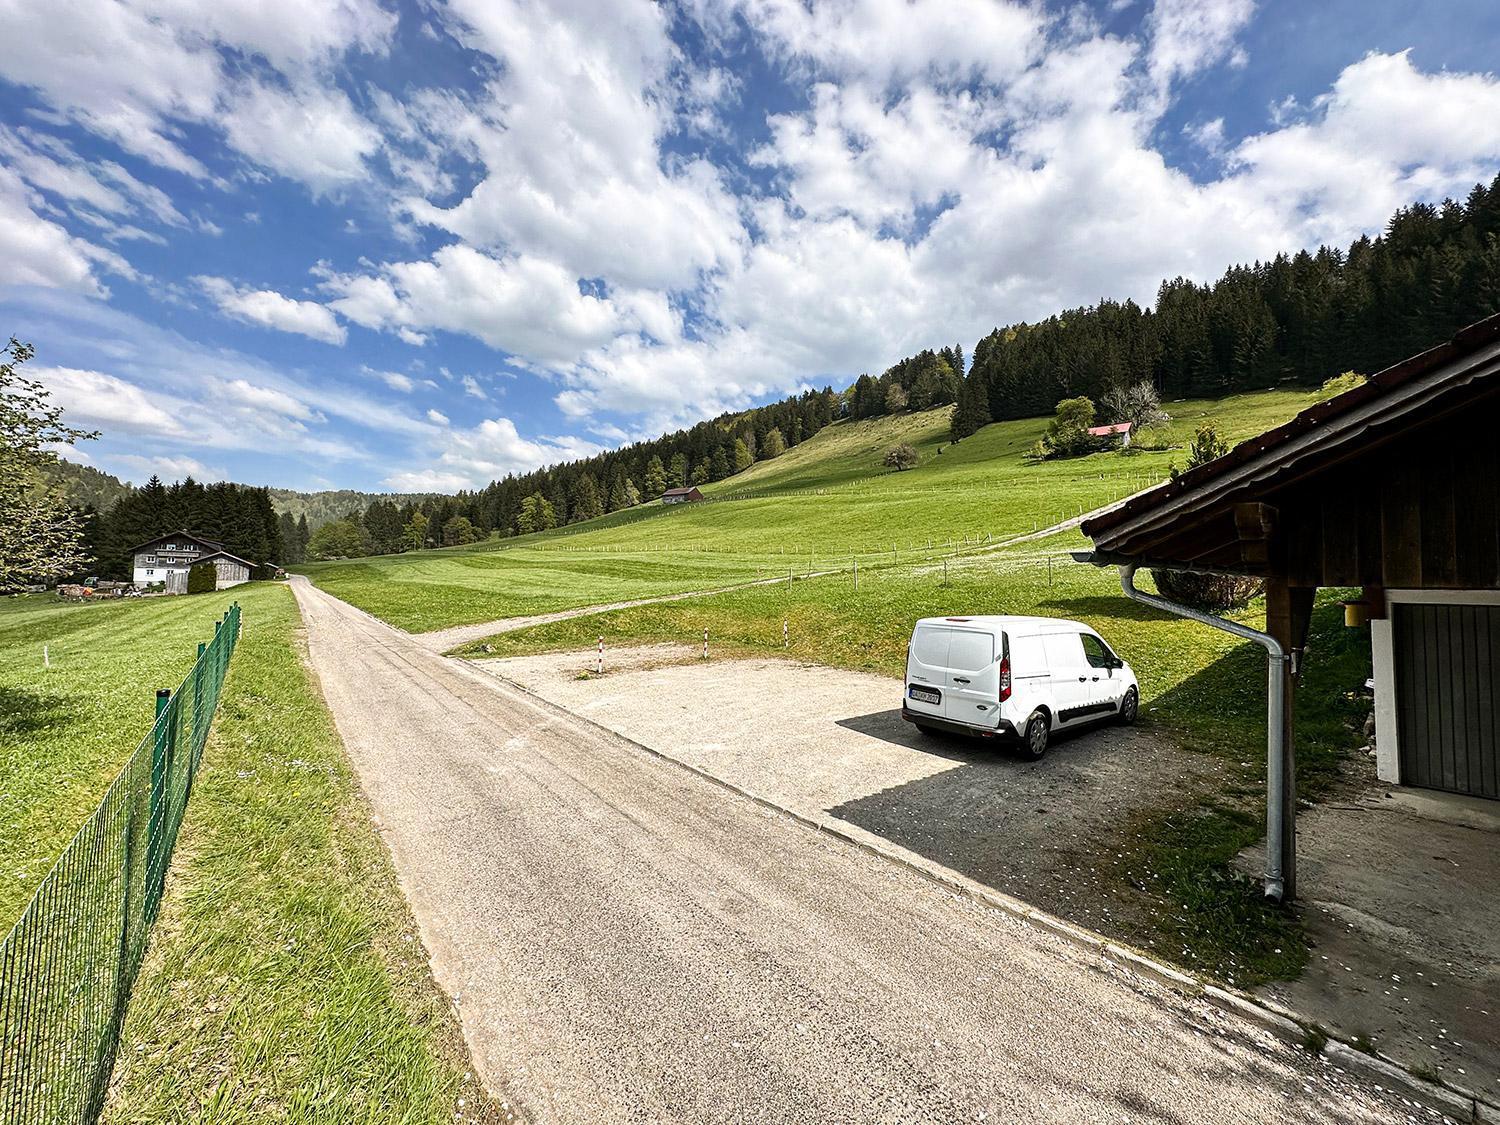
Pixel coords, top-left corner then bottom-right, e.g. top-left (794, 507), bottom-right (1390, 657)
top-left (998, 655), bottom-right (1012, 702)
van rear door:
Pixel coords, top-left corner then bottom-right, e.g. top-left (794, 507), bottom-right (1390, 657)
top-left (906, 624), bottom-right (950, 720)
top-left (943, 629), bottom-right (1000, 728)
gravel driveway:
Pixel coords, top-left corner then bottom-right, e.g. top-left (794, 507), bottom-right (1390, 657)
top-left (291, 578), bottom-right (1429, 1124)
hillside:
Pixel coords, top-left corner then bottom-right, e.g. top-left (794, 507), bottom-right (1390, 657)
top-left (265, 487), bottom-right (438, 529)
top-left (37, 458), bottom-right (134, 512)
top-left (300, 386), bottom-right (1323, 631)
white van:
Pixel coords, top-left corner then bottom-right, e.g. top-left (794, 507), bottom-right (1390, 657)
top-left (902, 615), bottom-right (1139, 759)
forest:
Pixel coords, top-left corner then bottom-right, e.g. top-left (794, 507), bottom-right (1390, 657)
top-left (65, 175), bottom-right (1500, 568)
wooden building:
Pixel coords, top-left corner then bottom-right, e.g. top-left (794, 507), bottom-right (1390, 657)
top-left (1079, 313), bottom-right (1500, 898)
top-left (661, 486), bottom-right (704, 504)
top-left (131, 531), bottom-right (255, 591)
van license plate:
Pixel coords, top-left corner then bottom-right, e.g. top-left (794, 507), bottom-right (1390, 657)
top-left (909, 686), bottom-right (941, 705)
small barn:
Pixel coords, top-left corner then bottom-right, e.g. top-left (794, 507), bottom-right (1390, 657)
top-left (196, 550), bottom-right (255, 589)
top-left (1087, 421), bottom-right (1133, 447)
top-left (661, 486), bottom-right (704, 504)
top-left (1078, 312), bottom-right (1500, 900)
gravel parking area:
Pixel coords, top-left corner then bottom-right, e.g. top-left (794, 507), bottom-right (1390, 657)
top-left (472, 643), bottom-right (1230, 937)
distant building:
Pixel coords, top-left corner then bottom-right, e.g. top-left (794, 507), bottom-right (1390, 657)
top-left (661, 486), bottom-right (705, 504)
top-left (1087, 421), bottom-right (1133, 447)
top-left (131, 531), bottom-right (255, 591)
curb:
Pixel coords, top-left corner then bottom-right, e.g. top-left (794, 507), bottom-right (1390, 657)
top-left (466, 657), bottom-right (1497, 1124)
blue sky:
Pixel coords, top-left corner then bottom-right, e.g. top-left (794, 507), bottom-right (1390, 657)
top-left (3, 0), bottom-right (1499, 493)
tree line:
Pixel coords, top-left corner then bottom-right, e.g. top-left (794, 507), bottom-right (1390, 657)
top-left (84, 476), bottom-right (287, 579)
top-left (300, 386), bottom-right (842, 559)
top-left (945, 174), bottom-right (1500, 440)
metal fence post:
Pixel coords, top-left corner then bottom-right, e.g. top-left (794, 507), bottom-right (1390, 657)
top-left (147, 690), bottom-right (170, 921)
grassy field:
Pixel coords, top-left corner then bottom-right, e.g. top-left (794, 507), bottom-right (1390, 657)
top-left (0, 587), bottom-right (500, 1122)
top-left (0, 591), bottom-right (245, 927)
top-left (300, 388), bottom-right (1325, 633)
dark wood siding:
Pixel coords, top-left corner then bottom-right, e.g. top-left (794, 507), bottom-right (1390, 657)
top-left (1395, 603), bottom-right (1500, 799)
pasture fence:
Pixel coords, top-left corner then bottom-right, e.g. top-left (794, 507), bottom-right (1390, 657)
top-left (0, 602), bottom-right (242, 1125)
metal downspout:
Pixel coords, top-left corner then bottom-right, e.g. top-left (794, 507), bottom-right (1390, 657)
top-left (1118, 565), bottom-right (1290, 901)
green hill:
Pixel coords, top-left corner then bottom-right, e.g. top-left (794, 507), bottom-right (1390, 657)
top-left (300, 387), bottom-right (1323, 632)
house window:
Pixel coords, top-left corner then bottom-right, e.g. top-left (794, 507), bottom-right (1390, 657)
top-left (145, 568), bottom-right (154, 576)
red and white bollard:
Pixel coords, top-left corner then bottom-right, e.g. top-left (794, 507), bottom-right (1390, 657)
top-left (597, 635), bottom-right (604, 675)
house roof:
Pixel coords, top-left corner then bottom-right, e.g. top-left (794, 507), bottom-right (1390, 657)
top-left (197, 549), bottom-right (256, 568)
top-left (661, 486), bottom-right (701, 496)
top-left (1086, 422), bottom-right (1133, 436)
top-left (1079, 311), bottom-right (1500, 561)
top-left (128, 529), bottom-right (225, 555)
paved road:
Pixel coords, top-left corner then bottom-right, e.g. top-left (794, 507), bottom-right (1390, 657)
top-left (291, 577), bottom-right (1420, 1124)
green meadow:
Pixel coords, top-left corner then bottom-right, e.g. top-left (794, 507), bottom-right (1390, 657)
top-left (300, 387), bottom-right (1324, 632)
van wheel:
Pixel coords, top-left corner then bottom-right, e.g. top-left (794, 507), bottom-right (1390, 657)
top-left (914, 722), bottom-right (942, 738)
top-left (1020, 712), bottom-right (1049, 760)
top-left (1118, 687), bottom-right (1139, 725)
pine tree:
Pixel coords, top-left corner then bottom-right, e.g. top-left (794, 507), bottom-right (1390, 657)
top-left (643, 455), bottom-right (667, 497)
top-left (732, 437), bottom-right (753, 473)
top-left (949, 370), bottom-right (992, 441)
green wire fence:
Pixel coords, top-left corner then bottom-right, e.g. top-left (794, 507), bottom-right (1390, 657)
top-left (0, 602), bottom-right (242, 1125)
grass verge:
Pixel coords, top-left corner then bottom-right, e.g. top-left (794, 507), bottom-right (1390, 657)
top-left (103, 583), bottom-right (505, 1123)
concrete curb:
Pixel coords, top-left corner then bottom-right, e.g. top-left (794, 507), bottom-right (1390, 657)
top-left (469, 657), bottom-right (1497, 1124)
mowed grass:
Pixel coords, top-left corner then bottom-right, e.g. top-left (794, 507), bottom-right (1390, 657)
top-left (301, 388), bottom-right (1324, 633)
top-left (0, 591), bottom-right (248, 927)
top-left (0, 588), bottom-right (498, 1121)
top-left (455, 549), bottom-right (1371, 986)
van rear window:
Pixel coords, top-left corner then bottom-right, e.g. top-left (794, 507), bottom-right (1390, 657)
top-left (911, 626), bottom-right (950, 667)
top-left (947, 630), bottom-right (993, 671)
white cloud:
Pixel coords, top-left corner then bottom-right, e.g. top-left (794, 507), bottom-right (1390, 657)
top-left (196, 275), bottom-right (347, 344)
top-left (0, 167), bottom-right (133, 296)
top-left (220, 81), bottom-right (383, 194)
top-left (386, 415), bottom-right (604, 490)
top-left (0, 0), bottom-right (392, 187)
top-left (36, 365), bottom-right (185, 437)
top-left (461, 375), bottom-right (487, 400)
top-left (321, 245), bottom-right (634, 363)
top-left (1145, 0), bottom-right (1256, 91)
top-left (115, 453), bottom-right (227, 482)
top-left (426, 408), bottom-right (449, 425)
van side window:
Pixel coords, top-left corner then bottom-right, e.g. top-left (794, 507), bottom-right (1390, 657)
top-left (911, 626), bottom-right (950, 667)
top-left (1042, 633), bottom-right (1084, 669)
top-left (1080, 633), bottom-right (1114, 669)
top-left (947, 631), bottom-right (993, 671)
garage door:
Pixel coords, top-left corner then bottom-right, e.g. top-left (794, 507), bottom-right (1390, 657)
top-left (1394, 603), bottom-right (1500, 799)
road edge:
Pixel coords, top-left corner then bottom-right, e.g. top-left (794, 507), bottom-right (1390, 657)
top-left (467, 656), bottom-right (1496, 1125)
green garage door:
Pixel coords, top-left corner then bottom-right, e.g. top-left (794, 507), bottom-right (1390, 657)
top-left (1394, 603), bottom-right (1500, 799)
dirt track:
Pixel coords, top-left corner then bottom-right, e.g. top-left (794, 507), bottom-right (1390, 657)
top-left (291, 576), bottom-right (1429, 1124)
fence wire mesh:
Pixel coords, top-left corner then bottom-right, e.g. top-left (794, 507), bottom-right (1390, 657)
top-left (0, 602), bottom-right (241, 1125)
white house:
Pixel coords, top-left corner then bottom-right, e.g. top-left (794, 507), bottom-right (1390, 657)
top-left (131, 531), bottom-right (255, 591)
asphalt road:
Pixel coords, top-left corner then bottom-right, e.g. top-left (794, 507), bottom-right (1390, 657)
top-left (290, 577), bottom-right (1426, 1124)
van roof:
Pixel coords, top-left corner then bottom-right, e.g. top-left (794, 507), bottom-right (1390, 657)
top-left (913, 615), bottom-right (1092, 634)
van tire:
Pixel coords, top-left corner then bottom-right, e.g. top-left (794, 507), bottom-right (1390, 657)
top-left (1020, 712), bottom-right (1049, 760)
top-left (914, 722), bottom-right (942, 738)
top-left (1118, 686), bottom-right (1139, 725)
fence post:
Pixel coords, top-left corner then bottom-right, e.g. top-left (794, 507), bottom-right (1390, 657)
top-left (702, 629), bottom-right (708, 660)
top-left (597, 636), bottom-right (604, 675)
top-left (148, 689), bottom-right (172, 921)
top-left (783, 619), bottom-right (788, 648)
top-left (192, 643), bottom-right (206, 759)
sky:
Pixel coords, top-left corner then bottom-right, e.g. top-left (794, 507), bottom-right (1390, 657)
top-left (3, 0), bottom-right (1500, 494)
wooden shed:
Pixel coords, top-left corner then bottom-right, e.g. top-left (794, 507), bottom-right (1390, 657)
top-left (1079, 312), bottom-right (1500, 899)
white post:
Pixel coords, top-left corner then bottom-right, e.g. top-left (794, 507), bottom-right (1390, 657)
top-left (597, 635), bottom-right (604, 675)
top-left (783, 619), bottom-right (788, 648)
top-left (43, 644), bottom-right (49, 669)
top-left (703, 629), bottom-right (709, 660)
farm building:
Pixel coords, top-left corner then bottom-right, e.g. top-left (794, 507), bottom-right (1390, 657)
top-left (1086, 421), bottom-right (1133, 447)
top-left (661, 486), bottom-right (704, 504)
top-left (1079, 312), bottom-right (1500, 900)
top-left (131, 531), bottom-right (255, 591)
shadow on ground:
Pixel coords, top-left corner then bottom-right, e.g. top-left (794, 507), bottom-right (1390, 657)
top-left (827, 707), bottom-right (1221, 940)
top-left (0, 686), bottom-right (72, 737)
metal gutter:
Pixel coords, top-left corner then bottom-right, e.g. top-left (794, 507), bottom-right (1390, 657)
top-left (1117, 565), bottom-right (1290, 901)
